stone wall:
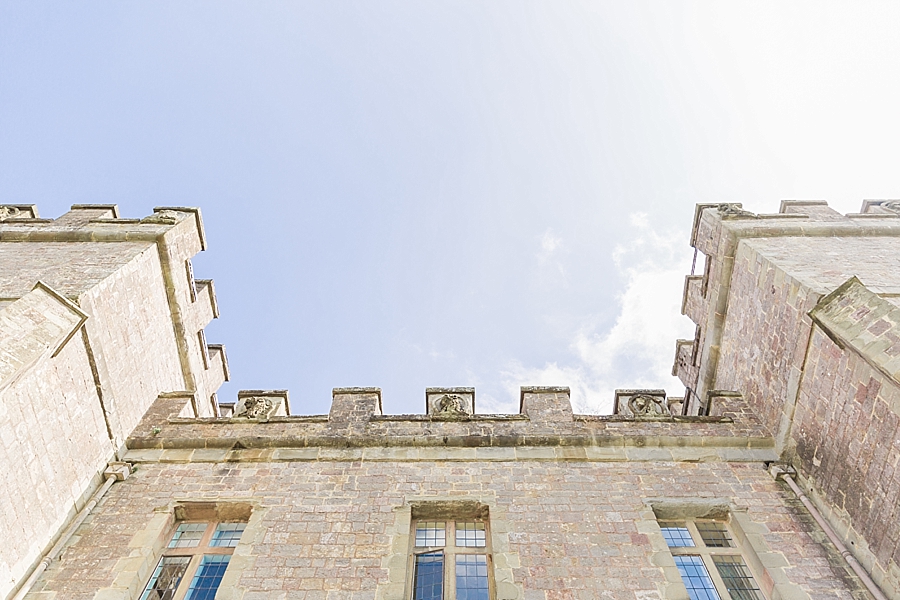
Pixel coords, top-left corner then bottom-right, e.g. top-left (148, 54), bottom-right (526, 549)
top-left (713, 239), bottom-right (821, 444)
top-left (0, 289), bottom-right (111, 599)
top-left (674, 200), bottom-right (900, 598)
top-left (25, 458), bottom-right (864, 600)
top-left (0, 204), bottom-right (227, 599)
top-left (792, 323), bottom-right (900, 595)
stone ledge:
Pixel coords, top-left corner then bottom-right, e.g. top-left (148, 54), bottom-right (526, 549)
top-left (126, 430), bottom-right (774, 451)
top-left (123, 444), bottom-right (778, 464)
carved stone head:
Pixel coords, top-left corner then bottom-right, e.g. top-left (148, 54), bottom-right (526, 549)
top-left (0, 205), bottom-right (21, 221)
top-left (426, 388), bottom-right (474, 417)
top-left (613, 389), bottom-right (668, 418)
top-left (232, 390), bottom-right (289, 421)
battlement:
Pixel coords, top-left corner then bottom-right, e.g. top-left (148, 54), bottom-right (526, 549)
top-left (0, 203), bottom-right (227, 419)
top-left (7, 200), bottom-right (900, 600)
top-left (0, 203), bottom-right (206, 248)
top-left (666, 199), bottom-right (900, 594)
top-left (122, 385), bottom-right (774, 467)
top-left (674, 199), bottom-right (900, 414)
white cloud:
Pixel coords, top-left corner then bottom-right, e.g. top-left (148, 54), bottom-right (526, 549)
top-left (538, 229), bottom-right (562, 256)
top-left (488, 215), bottom-right (696, 414)
top-left (535, 228), bottom-right (568, 279)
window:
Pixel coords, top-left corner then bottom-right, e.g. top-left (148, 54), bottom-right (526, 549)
top-left (140, 521), bottom-right (246, 600)
top-left (410, 519), bottom-right (492, 600)
top-left (660, 520), bottom-right (765, 600)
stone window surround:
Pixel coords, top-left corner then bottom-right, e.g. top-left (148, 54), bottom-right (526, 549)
top-left (379, 496), bottom-right (523, 600)
top-left (410, 516), bottom-right (492, 600)
top-left (85, 500), bottom-right (264, 600)
top-left (639, 499), bottom-right (810, 600)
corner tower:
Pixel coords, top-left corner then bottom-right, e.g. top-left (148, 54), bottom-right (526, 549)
top-left (674, 199), bottom-right (900, 596)
top-left (0, 204), bottom-right (228, 599)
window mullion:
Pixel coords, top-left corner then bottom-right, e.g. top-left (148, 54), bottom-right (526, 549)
top-left (685, 521), bottom-right (703, 548)
top-left (199, 522), bottom-right (216, 548)
top-left (487, 554), bottom-right (496, 600)
top-left (445, 522), bottom-right (456, 600)
top-left (172, 555), bottom-right (200, 600)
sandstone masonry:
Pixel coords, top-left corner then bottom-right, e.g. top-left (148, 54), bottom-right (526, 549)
top-left (2, 201), bottom-right (899, 600)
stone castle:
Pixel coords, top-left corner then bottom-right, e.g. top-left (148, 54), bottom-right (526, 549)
top-left (1, 200), bottom-right (899, 600)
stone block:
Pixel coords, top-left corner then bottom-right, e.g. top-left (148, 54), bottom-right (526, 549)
top-left (613, 389), bottom-right (668, 418)
top-left (329, 388), bottom-right (382, 425)
top-left (425, 387), bottom-right (474, 417)
top-left (518, 386), bottom-right (572, 422)
top-left (233, 390), bottom-right (290, 420)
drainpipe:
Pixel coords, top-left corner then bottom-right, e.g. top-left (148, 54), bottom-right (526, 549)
top-left (10, 462), bottom-right (130, 600)
top-left (771, 465), bottom-right (888, 600)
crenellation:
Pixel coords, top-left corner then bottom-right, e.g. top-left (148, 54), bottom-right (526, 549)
top-left (779, 200), bottom-right (846, 221)
top-left (613, 389), bottom-right (668, 418)
top-left (0, 204), bottom-right (39, 220)
top-left (518, 386), bottom-right (573, 423)
top-left (674, 199), bottom-right (900, 597)
top-left (54, 204), bottom-right (119, 228)
top-left (680, 274), bottom-right (705, 325)
top-left (194, 278), bottom-right (219, 318)
top-left (5, 200), bottom-right (899, 600)
top-left (425, 387), bottom-right (475, 416)
top-left (234, 390), bottom-right (290, 419)
top-left (329, 387), bottom-right (384, 426)
top-left (862, 199), bottom-right (900, 215)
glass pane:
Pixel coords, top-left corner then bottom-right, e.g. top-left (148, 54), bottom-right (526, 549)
top-left (210, 522), bottom-right (246, 547)
top-left (415, 522), bottom-right (446, 547)
top-left (456, 554), bottom-right (489, 600)
top-left (660, 522), bottom-right (695, 548)
top-left (168, 523), bottom-right (207, 548)
top-left (185, 555), bottom-right (231, 600)
top-left (414, 551), bottom-right (444, 600)
top-left (456, 522), bottom-right (486, 548)
top-left (713, 556), bottom-right (765, 600)
top-left (674, 555), bottom-right (722, 600)
top-left (139, 556), bottom-right (190, 600)
top-left (696, 522), bottom-right (734, 548)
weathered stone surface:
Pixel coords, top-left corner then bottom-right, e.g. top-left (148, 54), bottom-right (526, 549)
top-left (677, 199), bottom-right (900, 598)
top-left (0, 206), bottom-right (226, 600)
top-left (27, 460), bottom-right (856, 600)
top-left (5, 201), bottom-right (896, 600)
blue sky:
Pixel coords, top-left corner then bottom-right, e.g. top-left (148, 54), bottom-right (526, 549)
top-left (3, 2), bottom-right (900, 414)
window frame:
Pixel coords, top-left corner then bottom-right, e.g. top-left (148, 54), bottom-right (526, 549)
top-left (408, 518), bottom-right (495, 600)
top-left (140, 520), bottom-right (245, 600)
top-left (660, 519), bottom-right (766, 600)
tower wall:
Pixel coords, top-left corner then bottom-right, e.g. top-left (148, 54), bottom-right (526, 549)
top-left (0, 205), bottom-right (227, 599)
top-left (675, 200), bottom-right (900, 596)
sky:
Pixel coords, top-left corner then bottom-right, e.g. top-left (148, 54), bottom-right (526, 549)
top-left (2, 2), bottom-right (900, 415)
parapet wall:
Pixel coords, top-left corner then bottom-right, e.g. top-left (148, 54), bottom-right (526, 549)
top-left (0, 204), bottom-right (228, 419)
top-left (124, 386), bottom-right (776, 466)
top-left (674, 199), bottom-right (900, 415)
